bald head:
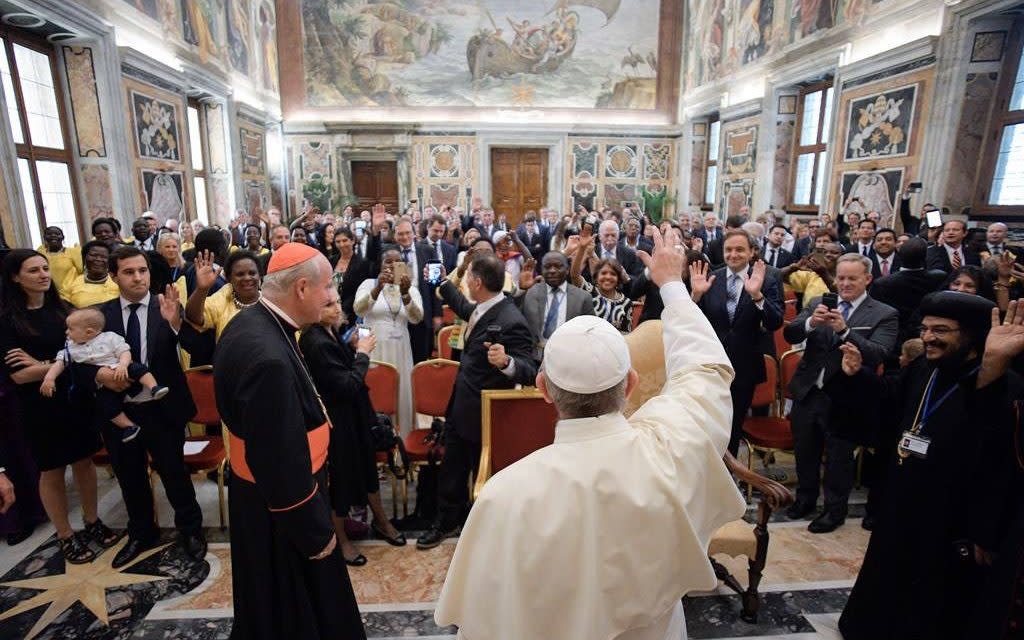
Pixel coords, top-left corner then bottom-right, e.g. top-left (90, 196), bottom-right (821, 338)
top-left (988, 222), bottom-right (1008, 245)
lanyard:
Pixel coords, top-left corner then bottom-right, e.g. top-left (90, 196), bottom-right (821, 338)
top-left (913, 365), bottom-right (981, 433)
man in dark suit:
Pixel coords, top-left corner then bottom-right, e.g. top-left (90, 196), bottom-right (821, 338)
top-left (707, 215), bottom-right (744, 268)
top-left (422, 214), bottom-right (457, 272)
top-left (258, 224), bottom-right (293, 274)
top-left (694, 213), bottom-right (722, 244)
top-left (869, 227), bottom-right (901, 280)
top-left (97, 246), bottom-right (205, 567)
top-left (870, 237), bottom-right (946, 347)
top-left (417, 255), bottom-right (537, 549)
top-left (791, 218), bottom-right (822, 260)
top-left (596, 220), bottom-right (643, 277)
top-left (693, 230), bottom-right (785, 454)
top-left (926, 219), bottom-right (980, 273)
top-left (763, 224), bottom-right (795, 269)
top-left (620, 216), bottom-right (653, 254)
top-left (516, 214), bottom-right (549, 266)
top-left (394, 218), bottom-right (438, 362)
top-left (847, 219), bottom-right (878, 260)
top-left (520, 252), bottom-right (594, 361)
top-left (783, 253), bottom-right (898, 533)
top-left (474, 209), bottom-right (499, 240)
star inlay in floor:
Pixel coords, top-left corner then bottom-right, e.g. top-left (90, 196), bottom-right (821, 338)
top-left (0, 539), bottom-right (171, 639)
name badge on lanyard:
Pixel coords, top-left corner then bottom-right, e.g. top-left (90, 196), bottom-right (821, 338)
top-left (899, 432), bottom-right (931, 459)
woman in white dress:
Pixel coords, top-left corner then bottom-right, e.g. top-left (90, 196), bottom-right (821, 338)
top-left (353, 245), bottom-right (423, 436)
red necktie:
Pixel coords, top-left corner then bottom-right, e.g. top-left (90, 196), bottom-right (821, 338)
top-left (952, 250), bottom-right (962, 270)
top-left (881, 259), bottom-right (889, 277)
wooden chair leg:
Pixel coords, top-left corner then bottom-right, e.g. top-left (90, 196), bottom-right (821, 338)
top-left (741, 507), bottom-right (771, 623)
top-left (710, 557), bottom-right (744, 596)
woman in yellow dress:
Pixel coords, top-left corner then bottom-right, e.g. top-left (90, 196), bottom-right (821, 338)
top-left (61, 241), bottom-right (120, 308)
top-left (185, 249), bottom-right (261, 341)
top-left (180, 221), bottom-right (196, 254)
top-left (36, 226), bottom-right (82, 294)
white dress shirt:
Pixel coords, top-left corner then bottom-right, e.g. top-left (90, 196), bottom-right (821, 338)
top-left (727, 268), bottom-right (765, 310)
top-left (464, 292), bottom-right (515, 378)
top-left (399, 244), bottom-right (420, 289)
top-left (542, 281), bottom-right (569, 331)
top-left (119, 293), bottom-right (151, 365)
top-left (806, 290), bottom-right (868, 388)
top-left (857, 242), bottom-right (873, 256)
top-left (876, 253), bottom-right (895, 276)
top-left (944, 243), bottom-right (965, 266)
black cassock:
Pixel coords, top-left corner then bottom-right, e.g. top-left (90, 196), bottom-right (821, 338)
top-left (826, 356), bottom-right (1016, 640)
top-left (214, 303), bottom-right (366, 640)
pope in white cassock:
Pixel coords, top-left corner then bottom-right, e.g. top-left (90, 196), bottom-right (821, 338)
top-left (435, 228), bottom-right (747, 640)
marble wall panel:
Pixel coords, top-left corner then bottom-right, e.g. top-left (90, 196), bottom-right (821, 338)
top-left (772, 119), bottom-right (794, 209)
top-left (945, 72), bottom-right (998, 214)
top-left (63, 46), bottom-right (106, 157)
top-left (690, 137), bottom-right (706, 207)
top-left (82, 164), bottom-right (115, 220)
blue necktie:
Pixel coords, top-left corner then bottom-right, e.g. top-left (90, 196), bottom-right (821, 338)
top-left (543, 289), bottom-right (562, 339)
top-left (126, 303), bottom-right (142, 364)
top-left (839, 300), bottom-right (852, 322)
top-left (726, 274), bottom-right (740, 323)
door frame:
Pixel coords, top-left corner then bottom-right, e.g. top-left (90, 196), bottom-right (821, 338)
top-left (478, 133), bottom-right (564, 213)
top-left (338, 149), bottom-right (410, 213)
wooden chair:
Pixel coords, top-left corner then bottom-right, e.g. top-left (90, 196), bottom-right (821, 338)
top-left (741, 349), bottom-right (802, 500)
top-left (437, 325), bottom-right (458, 361)
top-left (708, 452), bottom-right (794, 623)
top-left (364, 360), bottom-right (404, 517)
top-left (473, 388), bottom-right (559, 500)
top-left (404, 359), bottom-right (459, 515)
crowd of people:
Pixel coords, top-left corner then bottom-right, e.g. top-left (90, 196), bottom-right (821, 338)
top-left (0, 192), bottom-right (1022, 640)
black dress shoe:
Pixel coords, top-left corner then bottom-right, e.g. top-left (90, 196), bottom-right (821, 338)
top-left (861, 514), bottom-right (877, 531)
top-left (6, 523), bottom-right (36, 546)
top-left (112, 536), bottom-right (159, 568)
top-left (344, 553), bottom-right (368, 567)
top-left (808, 510), bottom-right (846, 534)
top-left (786, 499), bottom-right (817, 520)
top-left (372, 521), bottom-right (407, 547)
top-left (416, 526), bottom-right (456, 550)
top-left (181, 533), bottom-right (207, 561)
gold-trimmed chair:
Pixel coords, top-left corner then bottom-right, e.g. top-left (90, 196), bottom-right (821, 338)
top-left (472, 387), bottom-right (559, 500)
top-left (403, 358), bottom-right (460, 515)
top-left (364, 360), bottom-right (405, 518)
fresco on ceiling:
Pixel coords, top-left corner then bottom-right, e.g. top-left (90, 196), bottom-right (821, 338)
top-left (301, 0), bottom-right (661, 109)
top-left (686, 0), bottom-right (889, 90)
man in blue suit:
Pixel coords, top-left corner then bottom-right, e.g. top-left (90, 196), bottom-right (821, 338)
top-left (691, 229), bottom-right (785, 455)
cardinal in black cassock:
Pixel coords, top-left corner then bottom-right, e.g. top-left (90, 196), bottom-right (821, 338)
top-left (826, 291), bottom-right (1017, 640)
top-left (214, 243), bottom-right (366, 640)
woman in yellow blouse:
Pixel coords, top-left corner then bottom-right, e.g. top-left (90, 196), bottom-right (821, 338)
top-left (36, 226), bottom-right (82, 293)
top-left (61, 240), bottom-right (119, 308)
top-left (180, 221), bottom-right (196, 254)
top-left (229, 226), bottom-right (270, 257)
top-left (185, 250), bottom-right (261, 340)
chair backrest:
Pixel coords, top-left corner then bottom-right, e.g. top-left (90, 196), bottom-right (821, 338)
top-left (185, 366), bottom-right (221, 426)
top-left (751, 355), bottom-right (778, 410)
top-left (773, 326), bottom-right (789, 360)
top-left (365, 360), bottom-right (400, 417)
top-left (437, 325), bottom-right (457, 361)
top-left (779, 349), bottom-right (803, 400)
top-left (481, 388), bottom-right (558, 477)
top-left (442, 304), bottom-right (456, 326)
top-left (631, 300), bottom-right (645, 329)
top-left (783, 298), bottom-right (797, 321)
top-left (411, 359), bottom-right (458, 417)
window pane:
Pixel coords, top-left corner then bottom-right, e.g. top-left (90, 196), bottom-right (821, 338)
top-left (194, 177), bottom-right (208, 225)
top-left (990, 124), bottom-right (1024, 204)
top-left (800, 90), bottom-right (822, 146)
top-left (36, 161), bottom-right (79, 246)
top-left (0, 44), bottom-right (23, 144)
top-left (17, 158), bottom-right (41, 248)
top-left (707, 121), bottom-right (720, 162)
top-left (13, 44), bottom-right (62, 149)
top-left (1011, 45), bottom-right (1024, 111)
top-left (793, 153), bottom-right (815, 205)
top-left (704, 165), bottom-right (717, 204)
top-left (814, 151), bottom-right (827, 206)
top-left (820, 87), bottom-right (835, 144)
top-left (188, 106), bottom-right (203, 171)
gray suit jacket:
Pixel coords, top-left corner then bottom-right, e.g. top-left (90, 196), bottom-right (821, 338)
top-left (520, 282), bottom-right (594, 360)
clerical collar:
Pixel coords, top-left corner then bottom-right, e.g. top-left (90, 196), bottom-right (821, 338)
top-left (555, 412), bottom-right (632, 444)
top-left (260, 297), bottom-right (300, 330)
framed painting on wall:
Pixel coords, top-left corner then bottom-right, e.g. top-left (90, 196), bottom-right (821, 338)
top-left (240, 126), bottom-right (266, 176)
top-left (971, 31), bottom-right (1007, 63)
top-left (725, 125), bottom-right (757, 175)
top-left (778, 95), bottom-right (797, 115)
top-left (720, 178), bottom-right (753, 216)
top-left (843, 84), bottom-right (917, 161)
top-left (838, 168), bottom-right (904, 227)
top-left (131, 90), bottom-right (182, 162)
top-left (140, 169), bottom-right (185, 223)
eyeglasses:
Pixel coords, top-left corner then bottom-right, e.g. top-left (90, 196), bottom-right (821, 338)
top-left (917, 326), bottom-right (960, 338)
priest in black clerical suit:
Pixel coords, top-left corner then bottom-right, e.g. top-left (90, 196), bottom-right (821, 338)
top-left (827, 291), bottom-right (1017, 640)
top-left (214, 243), bottom-right (365, 640)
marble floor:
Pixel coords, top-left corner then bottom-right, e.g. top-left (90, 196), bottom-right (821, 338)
top-left (0, 453), bottom-right (868, 639)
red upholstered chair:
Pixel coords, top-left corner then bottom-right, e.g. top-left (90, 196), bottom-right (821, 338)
top-left (365, 360), bottom-right (404, 516)
top-left (472, 388), bottom-right (559, 500)
top-left (436, 325), bottom-right (457, 361)
top-left (741, 349), bottom-right (802, 500)
top-left (631, 300), bottom-right (645, 329)
top-left (401, 359), bottom-right (459, 515)
top-left (773, 327), bottom-right (790, 367)
top-left (182, 366), bottom-right (228, 528)
top-left (442, 304), bottom-right (456, 326)
top-left (783, 298), bottom-right (798, 322)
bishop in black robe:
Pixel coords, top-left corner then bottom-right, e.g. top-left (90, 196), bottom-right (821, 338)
top-left (214, 301), bottom-right (366, 640)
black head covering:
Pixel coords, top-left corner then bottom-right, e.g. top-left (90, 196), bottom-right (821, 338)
top-left (919, 290), bottom-right (995, 343)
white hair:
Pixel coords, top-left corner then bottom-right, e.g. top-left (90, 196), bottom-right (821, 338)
top-left (741, 221), bottom-right (763, 238)
top-left (599, 219), bottom-right (619, 236)
top-left (262, 259), bottom-right (322, 297)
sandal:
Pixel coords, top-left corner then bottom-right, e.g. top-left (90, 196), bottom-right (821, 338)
top-left (58, 533), bottom-right (96, 564)
top-left (84, 518), bottom-right (124, 548)
top-left (371, 521), bottom-right (407, 547)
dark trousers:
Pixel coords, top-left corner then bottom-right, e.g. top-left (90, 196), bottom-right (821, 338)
top-left (409, 322), bottom-right (430, 364)
top-left (93, 362), bottom-right (150, 421)
top-left (791, 388), bottom-right (856, 513)
top-left (436, 428), bottom-right (480, 531)
top-left (101, 403), bottom-right (203, 541)
top-left (729, 377), bottom-right (757, 456)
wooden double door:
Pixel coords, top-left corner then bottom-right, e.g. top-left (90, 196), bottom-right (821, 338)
top-left (490, 148), bottom-right (547, 228)
top-left (351, 161), bottom-right (399, 214)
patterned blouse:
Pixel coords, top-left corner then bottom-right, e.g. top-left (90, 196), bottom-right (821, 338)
top-left (580, 279), bottom-right (633, 333)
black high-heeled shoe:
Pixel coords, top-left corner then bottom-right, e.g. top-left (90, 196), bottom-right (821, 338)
top-left (371, 521), bottom-right (407, 547)
top-left (344, 553), bottom-right (368, 567)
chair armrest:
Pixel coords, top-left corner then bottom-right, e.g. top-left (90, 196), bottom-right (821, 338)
top-left (723, 452), bottom-right (795, 522)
